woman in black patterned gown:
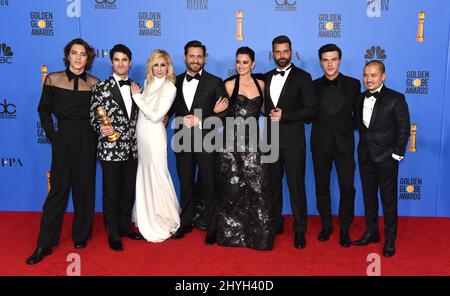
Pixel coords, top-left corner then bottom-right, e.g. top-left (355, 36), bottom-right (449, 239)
top-left (214, 47), bottom-right (275, 250)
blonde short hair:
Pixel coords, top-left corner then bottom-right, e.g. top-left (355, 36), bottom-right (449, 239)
top-left (145, 49), bottom-right (176, 85)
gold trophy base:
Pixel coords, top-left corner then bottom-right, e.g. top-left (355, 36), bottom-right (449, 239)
top-left (107, 132), bottom-right (120, 142)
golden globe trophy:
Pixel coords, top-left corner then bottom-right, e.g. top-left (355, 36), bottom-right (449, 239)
top-left (41, 65), bottom-right (48, 85)
top-left (96, 106), bottom-right (120, 142)
top-left (409, 124), bottom-right (417, 152)
top-left (416, 12), bottom-right (425, 42)
top-left (236, 10), bottom-right (244, 41)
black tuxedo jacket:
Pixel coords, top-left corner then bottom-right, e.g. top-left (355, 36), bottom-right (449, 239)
top-left (168, 70), bottom-right (226, 152)
top-left (355, 85), bottom-right (410, 163)
top-left (264, 64), bottom-right (316, 149)
top-left (90, 76), bottom-right (139, 161)
top-left (311, 73), bottom-right (361, 153)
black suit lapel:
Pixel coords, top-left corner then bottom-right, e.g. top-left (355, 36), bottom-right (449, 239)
top-left (316, 77), bottom-right (325, 105)
top-left (368, 86), bottom-right (385, 129)
top-left (368, 100), bottom-right (380, 129)
top-left (333, 76), bottom-right (347, 113)
top-left (110, 77), bottom-right (128, 118)
top-left (277, 65), bottom-right (295, 108)
top-left (190, 71), bottom-right (207, 112)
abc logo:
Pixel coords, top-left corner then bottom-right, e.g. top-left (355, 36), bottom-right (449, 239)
top-left (0, 99), bottom-right (16, 115)
top-left (95, 0), bottom-right (116, 4)
top-left (275, 0), bottom-right (297, 7)
top-left (0, 43), bottom-right (13, 64)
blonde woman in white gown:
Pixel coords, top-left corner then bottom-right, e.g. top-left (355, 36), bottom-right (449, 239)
top-left (130, 50), bottom-right (180, 242)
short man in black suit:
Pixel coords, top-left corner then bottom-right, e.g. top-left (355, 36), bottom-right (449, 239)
top-left (169, 40), bottom-right (227, 245)
top-left (90, 44), bottom-right (144, 252)
top-left (264, 35), bottom-right (316, 249)
top-left (311, 44), bottom-right (361, 247)
top-left (353, 60), bottom-right (410, 257)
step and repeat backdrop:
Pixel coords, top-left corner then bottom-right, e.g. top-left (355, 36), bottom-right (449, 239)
top-left (1, 0), bottom-right (450, 217)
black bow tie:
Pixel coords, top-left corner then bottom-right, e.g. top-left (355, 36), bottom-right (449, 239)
top-left (365, 90), bottom-right (381, 99)
top-left (324, 78), bottom-right (338, 87)
top-left (274, 65), bottom-right (292, 77)
top-left (66, 68), bottom-right (87, 82)
top-left (66, 68), bottom-right (87, 91)
top-left (186, 73), bottom-right (201, 82)
top-left (119, 79), bottom-right (131, 87)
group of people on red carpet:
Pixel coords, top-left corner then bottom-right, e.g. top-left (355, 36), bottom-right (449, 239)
top-left (26, 35), bottom-right (410, 265)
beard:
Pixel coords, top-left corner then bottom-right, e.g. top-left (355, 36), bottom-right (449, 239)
top-left (186, 62), bottom-right (204, 74)
top-left (275, 57), bottom-right (291, 69)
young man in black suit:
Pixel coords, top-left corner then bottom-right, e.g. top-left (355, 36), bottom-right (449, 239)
top-left (353, 60), bottom-right (410, 257)
top-left (169, 40), bottom-right (227, 245)
top-left (264, 35), bottom-right (316, 249)
top-left (90, 44), bottom-right (144, 252)
top-left (311, 44), bottom-right (361, 247)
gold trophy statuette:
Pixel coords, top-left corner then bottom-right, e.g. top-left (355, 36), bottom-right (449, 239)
top-left (409, 124), bottom-right (417, 152)
top-left (416, 12), bottom-right (425, 42)
top-left (96, 106), bottom-right (120, 142)
top-left (236, 10), bottom-right (244, 41)
top-left (41, 65), bottom-right (48, 85)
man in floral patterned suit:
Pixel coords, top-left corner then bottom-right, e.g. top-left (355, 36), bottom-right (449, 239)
top-left (90, 44), bottom-right (143, 252)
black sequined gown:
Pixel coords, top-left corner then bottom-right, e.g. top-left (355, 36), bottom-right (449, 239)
top-left (216, 75), bottom-right (275, 250)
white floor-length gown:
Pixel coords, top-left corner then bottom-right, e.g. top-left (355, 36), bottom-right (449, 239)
top-left (132, 76), bottom-right (180, 242)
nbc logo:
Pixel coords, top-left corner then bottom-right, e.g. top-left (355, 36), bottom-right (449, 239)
top-left (364, 46), bottom-right (387, 63)
top-left (0, 43), bottom-right (13, 64)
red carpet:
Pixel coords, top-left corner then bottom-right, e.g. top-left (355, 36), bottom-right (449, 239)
top-left (1, 212), bottom-right (449, 276)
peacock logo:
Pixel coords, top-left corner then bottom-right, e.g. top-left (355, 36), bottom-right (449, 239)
top-left (0, 43), bottom-right (13, 64)
top-left (364, 46), bottom-right (387, 63)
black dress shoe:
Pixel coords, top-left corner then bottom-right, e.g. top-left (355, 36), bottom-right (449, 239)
top-left (352, 232), bottom-right (380, 246)
top-left (108, 239), bottom-right (124, 251)
top-left (294, 233), bottom-right (306, 249)
top-left (382, 240), bottom-right (395, 257)
top-left (318, 227), bottom-right (333, 242)
top-left (121, 231), bottom-right (144, 240)
top-left (339, 231), bottom-right (352, 248)
top-left (74, 241), bottom-right (87, 249)
top-left (205, 233), bottom-right (217, 245)
top-left (26, 247), bottom-right (52, 265)
top-left (171, 226), bottom-right (193, 239)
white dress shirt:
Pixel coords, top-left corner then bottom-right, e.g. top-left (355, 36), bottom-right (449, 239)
top-left (269, 64), bottom-right (292, 107)
top-left (362, 84), bottom-right (383, 129)
top-left (363, 84), bottom-right (403, 161)
top-left (113, 73), bottom-right (132, 118)
top-left (182, 69), bottom-right (203, 111)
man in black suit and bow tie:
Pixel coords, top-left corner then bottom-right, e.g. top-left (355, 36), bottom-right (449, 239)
top-left (169, 40), bottom-right (227, 245)
top-left (90, 44), bottom-right (144, 252)
top-left (311, 44), bottom-right (361, 247)
top-left (264, 35), bottom-right (316, 249)
top-left (353, 60), bottom-right (410, 257)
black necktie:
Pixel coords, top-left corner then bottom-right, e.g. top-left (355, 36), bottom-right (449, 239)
top-left (274, 65), bottom-right (292, 77)
top-left (186, 73), bottom-right (201, 82)
top-left (119, 79), bottom-right (131, 87)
